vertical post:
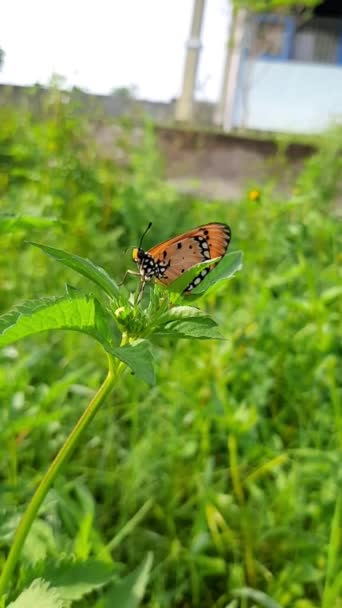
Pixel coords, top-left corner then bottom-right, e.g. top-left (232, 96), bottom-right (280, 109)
top-left (215, 8), bottom-right (247, 131)
top-left (175, 0), bottom-right (206, 123)
top-left (214, 6), bottom-right (236, 127)
top-left (336, 32), bottom-right (342, 65)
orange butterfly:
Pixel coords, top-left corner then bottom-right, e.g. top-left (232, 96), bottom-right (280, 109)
top-left (126, 222), bottom-right (231, 301)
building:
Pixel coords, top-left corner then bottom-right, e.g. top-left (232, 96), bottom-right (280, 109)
top-left (177, 0), bottom-right (342, 134)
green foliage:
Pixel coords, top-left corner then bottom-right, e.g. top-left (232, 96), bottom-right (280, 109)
top-left (28, 242), bottom-right (120, 299)
top-left (0, 240), bottom-right (236, 384)
top-left (41, 558), bottom-right (116, 601)
top-left (187, 251), bottom-right (243, 296)
top-left (96, 553), bottom-right (153, 608)
top-left (0, 295), bottom-right (119, 352)
top-left (6, 556), bottom-right (151, 608)
top-left (7, 579), bottom-right (68, 608)
top-left (111, 341), bottom-right (155, 385)
top-left (0, 214), bottom-right (57, 234)
top-left (0, 89), bottom-right (341, 608)
top-left (231, 588), bottom-right (282, 608)
top-left (294, 125), bottom-right (342, 207)
top-left (232, 0), bottom-right (320, 12)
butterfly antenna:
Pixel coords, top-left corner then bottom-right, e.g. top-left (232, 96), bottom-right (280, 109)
top-left (139, 222), bottom-right (152, 249)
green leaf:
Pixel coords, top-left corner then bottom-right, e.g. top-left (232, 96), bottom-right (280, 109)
top-left (231, 587), bottom-right (283, 608)
top-left (167, 257), bottom-right (221, 294)
top-left (22, 519), bottom-right (57, 563)
top-left (165, 251), bottom-right (242, 297)
top-left (28, 242), bottom-right (119, 299)
top-left (112, 340), bottom-right (155, 385)
top-left (156, 307), bottom-right (223, 339)
top-left (102, 498), bottom-right (154, 554)
top-left (44, 559), bottom-right (115, 601)
top-left (0, 295), bottom-right (120, 349)
top-left (190, 251), bottom-right (243, 295)
top-left (321, 285), bottom-right (342, 303)
top-left (0, 214), bottom-right (57, 234)
top-left (7, 579), bottom-right (69, 608)
top-left (157, 317), bottom-right (223, 339)
top-left (101, 553), bottom-right (153, 608)
top-left (158, 305), bottom-right (214, 323)
top-left (193, 555), bottom-right (226, 575)
top-left (322, 491), bottom-right (342, 608)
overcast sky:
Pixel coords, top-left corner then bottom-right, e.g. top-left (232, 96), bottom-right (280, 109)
top-left (0, 0), bottom-right (231, 101)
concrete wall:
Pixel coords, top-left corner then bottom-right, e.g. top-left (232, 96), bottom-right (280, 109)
top-left (0, 84), bottom-right (215, 127)
top-left (234, 59), bottom-right (342, 133)
top-left (156, 127), bottom-right (315, 199)
top-left (0, 83), bottom-right (316, 200)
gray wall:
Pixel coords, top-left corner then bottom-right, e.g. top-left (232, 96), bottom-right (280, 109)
top-left (0, 83), bottom-right (316, 200)
top-left (234, 59), bottom-right (342, 133)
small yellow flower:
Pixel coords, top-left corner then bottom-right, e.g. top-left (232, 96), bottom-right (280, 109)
top-left (248, 189), bottom-right (261, 202)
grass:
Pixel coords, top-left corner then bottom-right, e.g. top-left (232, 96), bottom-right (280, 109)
top-left (0, 87), bottom-right (341, 608)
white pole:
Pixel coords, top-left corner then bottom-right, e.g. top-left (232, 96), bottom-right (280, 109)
top-left (215, 8), bottom-right (247, 131)
top-left (214, 4), bottom-right (236, 127)
top-left (175, 0), bottom-right (206, 122)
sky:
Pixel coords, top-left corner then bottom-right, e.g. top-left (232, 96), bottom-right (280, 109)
top-left (0, 0), bottom-right (231, 102)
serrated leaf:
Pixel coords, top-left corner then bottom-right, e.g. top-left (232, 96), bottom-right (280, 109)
top-left (156, 313), bottom-right (223, 340)
top-left (231, 587), bottom-right (282, 608)
top-left (190, 251), bottom-right (243, 295)
top-left (7, 578), bottom-right (69, 608)
top-left (158, 305), bottom-right (212, 323)
top-left (159, 321), bottom-right (222, 339)
top-left (167, 257), bottom-right (221, 294)
top-left (0, 214), bottom-right (57, 234)
top-left (0, 295), bottom-right (120, 349)
top-left (44, 559), bottom-right (115, 601)
top-left (112, 341), bottom-right (155, 385)
top-left (101, 553), bottom-right (153, 608)
top-left (29, 242), bottom-right (119, 299)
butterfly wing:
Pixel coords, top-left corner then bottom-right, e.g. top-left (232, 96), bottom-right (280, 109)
top-left (147, 223), bottom-right (231, 290)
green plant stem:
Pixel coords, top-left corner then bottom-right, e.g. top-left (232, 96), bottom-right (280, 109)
top-left (228, 434), bottom-right (256, 587)
top-left (0, 354), bottom-right (123, 603)
top-left (322, 489), bottom-right (341, 608)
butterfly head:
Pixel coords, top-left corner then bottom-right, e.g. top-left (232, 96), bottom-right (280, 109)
top-left (132, 247), bottom-right (145, 264)
top-left (132, 247), bottom-right (159, 279)
top-left (132, 222), bottom-right (154, 275)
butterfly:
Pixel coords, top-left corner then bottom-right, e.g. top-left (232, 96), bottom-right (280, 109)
top-left (124, 222), bottom-right (231, 301)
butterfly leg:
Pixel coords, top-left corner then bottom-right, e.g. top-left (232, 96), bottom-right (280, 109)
top-left (119, 269), bottom-right (146, 305)
top-left (135, 278), bottom-right (146, 304)
top-left (118, 269), bottom-right (141, 286)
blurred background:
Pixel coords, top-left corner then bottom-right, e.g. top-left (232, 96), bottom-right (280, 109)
top-left (0, 1), bottom-right (341, 607)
